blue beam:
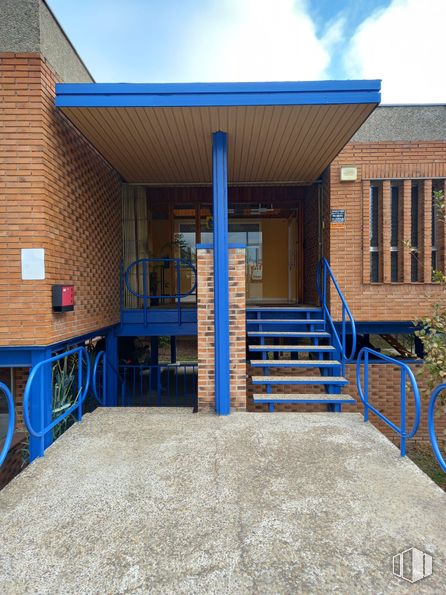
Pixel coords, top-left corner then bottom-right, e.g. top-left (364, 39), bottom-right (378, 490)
top-left (213, 131), bottom-right (230, 415)
top-left (56, 80), bottom-right (381, 108)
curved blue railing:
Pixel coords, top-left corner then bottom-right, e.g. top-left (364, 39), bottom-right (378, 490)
top-left (24, 346), bottom-right (90, 441)
top-left (123, 257), bottom-right (197, 326)
top-left (356, 347), bottom-right (421, 456)
top-left (428, 383), bottom-right (446, 472)
top-left (92, 350), bottom-right (123, 406)
top-left (0, 381), bottom-right (15, 466)
top-left (92, 351), bottom-right (107, 406)
top-left (316, 257), bottom-right (357, 373)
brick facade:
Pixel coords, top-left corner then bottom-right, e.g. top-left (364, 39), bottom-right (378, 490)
top-left (197, 247), bottom-right (246, 411)
top-left (0, 53), bottom-right (122, 347)
top-left (328, 141), bottom-right (446, 321)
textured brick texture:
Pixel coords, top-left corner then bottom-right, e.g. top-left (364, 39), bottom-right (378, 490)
top-left (0, 53), bottom-right (122, 346)
top-left (197, 248), bottom-right (246, 411)
top-left (328, 141), bottom-right (446, 321)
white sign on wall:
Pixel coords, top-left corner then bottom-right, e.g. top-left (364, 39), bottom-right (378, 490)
top-left (21, 248), bottom-right (45, 280)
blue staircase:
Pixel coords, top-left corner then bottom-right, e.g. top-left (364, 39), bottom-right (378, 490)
top-left (246, 259), bottom-right (357, 412)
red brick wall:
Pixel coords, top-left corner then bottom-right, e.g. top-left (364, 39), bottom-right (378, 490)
top-left (197, 247), bottom-right (246, 411)
top-left (0, 53), bottom-right (122, 346)
top-left (328, 142), bottom-right (446, 321)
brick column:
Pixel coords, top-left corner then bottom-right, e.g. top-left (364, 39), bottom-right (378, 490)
top-left (197, 247), bottom-right (246, 411)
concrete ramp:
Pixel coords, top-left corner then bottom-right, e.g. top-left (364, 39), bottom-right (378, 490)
top-left (0, 410), bottom-right (445, 594)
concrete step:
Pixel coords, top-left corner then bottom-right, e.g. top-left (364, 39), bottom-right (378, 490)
top-left (253, 393), bottom-right (355, 404)
top-left (246, 319), bottom-right (325, 325)
top-left (249, 344), bottom-right (336, 352)
top-left (252, 375), bottom-right (348, 385)
top-left (248, 331), bottom-right (330, 338)
top-left (246, 306), bottom-right (321, 312)
top-left (249, 359), bottom-right (341, 367)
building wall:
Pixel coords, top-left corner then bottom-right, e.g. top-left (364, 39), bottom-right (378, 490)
top-left (197, 247), bottom-right (246, 411)
top-left (0, 53), bottom-right (122, 346)
top-left (328, 138), bottom-right (446, 321)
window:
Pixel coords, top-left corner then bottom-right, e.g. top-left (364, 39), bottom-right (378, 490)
top-left (411, 183), bottom-right (419, 282)
top-left (390, 184), bottom-right (400, 282)
top-left (370, 185), bottom-right (380, 282)
top-left (432, 181), bottom-right (442, 273)
top-left (366, 178), bottom-right (445, 284)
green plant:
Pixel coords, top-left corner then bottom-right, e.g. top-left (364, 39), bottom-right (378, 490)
top-left (52, 351), bottom-right (79, 439)
top-left (404, 189), bottom-right (446, 414)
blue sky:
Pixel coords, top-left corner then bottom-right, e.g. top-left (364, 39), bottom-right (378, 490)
top-left (48, 0), bottom-right (445, 103)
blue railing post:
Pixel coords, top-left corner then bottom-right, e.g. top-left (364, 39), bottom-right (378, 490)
top-left (29, 348), bottom-right (52, 461)
top-left (356, 347), bottom-right (421, 456)
top-left (400, 368), bottom-right (407, 457)
top-left (212, 130), bottom-right (230, 416)
top-left (428, 384), bottom-right (446, 472)
top-left (106, 330), bottom-right (118, 406)
top-left (0, 381), bottom-right (15, 467)
top-left (364, 350), bottom-right (369, 422)
top-left (76, 349), bottom-right (83, 422)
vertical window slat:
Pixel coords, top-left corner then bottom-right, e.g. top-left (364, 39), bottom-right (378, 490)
top-left (411, 183), bottom-right (419, 282)
top-left (370, 185), bottom-right (380, 282)
top-left (390, 185), bottom-right (399, 282)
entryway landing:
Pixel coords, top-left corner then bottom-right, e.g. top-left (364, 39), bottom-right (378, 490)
top-left (1, 410), bottom-right (444, 593)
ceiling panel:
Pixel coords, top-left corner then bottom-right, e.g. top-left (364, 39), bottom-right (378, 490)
top-left (61, 103), bottom-right (376, 185)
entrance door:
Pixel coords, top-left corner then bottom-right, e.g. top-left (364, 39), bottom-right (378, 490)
top-left (288, 215), bottom-right (298, 302)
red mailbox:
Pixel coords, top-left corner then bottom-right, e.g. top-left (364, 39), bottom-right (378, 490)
top-left (52, 285), bottom-right (75, 312)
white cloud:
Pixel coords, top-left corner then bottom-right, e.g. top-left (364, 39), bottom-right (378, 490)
top-left (178, 0), bottom-right (336, 82)
top-left (344, 0), bottom-right (446, 103)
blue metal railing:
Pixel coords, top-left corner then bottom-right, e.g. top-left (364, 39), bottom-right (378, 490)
top-left (356, 347), bottom-right (421, 456)
top-left (120, 363), bottom-right (198, 408)
top-left (92, 350), bottom-right (124, 406)
top-left (428, 383), bottom-right (446, 472)
top-left (0, 381), bottom-right (15, 467)
top-left (123, 257), bottom-right (197, 325)
top-left (316, 257), bottom-right (357, 373)
top-left (23, 346), bottom-right (90, 448)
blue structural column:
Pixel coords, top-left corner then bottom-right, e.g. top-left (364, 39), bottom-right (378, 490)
top-left (106, 329), bottom-right (118, 406)
top-left (212, 131), bottom-right (230, 415)
top-left (29, 347), bottom-right (52, 462)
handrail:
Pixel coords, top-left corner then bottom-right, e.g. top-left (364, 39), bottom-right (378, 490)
top-left (0, 381), bottom-right (15, 466)
top-left (316, 257), bottom-right (357, 371)
top-left (24, 346), bottom-right (90, 439)
top-left (124, 257), bottom-right (197, 299)
top-left (428, 383), bottom-right (446, 472)
top-left (123, 257), bottom-right (197, 326)
top-left (92, 350), bottom-right (124, 406)
top-left (356, 347), bottom-right (421, 456)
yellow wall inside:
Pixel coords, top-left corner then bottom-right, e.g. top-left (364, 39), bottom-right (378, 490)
top-left (262, 219), bottom-right (289, 299)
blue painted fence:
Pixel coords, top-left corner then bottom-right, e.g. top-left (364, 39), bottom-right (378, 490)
top-left (122, 257), bottom-right (197, 326)
top-left (428, 383), bottom-right (446, 473)
top-left (23, 346), bottom-right (90, 459)
top-left (0, 381), bottom-right (15, 467)
top-left (356, 347), bottom-right (421, 456)
top-left (120, 363), bottom-right (198, 408)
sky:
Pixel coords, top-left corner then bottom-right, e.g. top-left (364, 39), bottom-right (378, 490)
top-left (48, 0), bottom-right (445, 104)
